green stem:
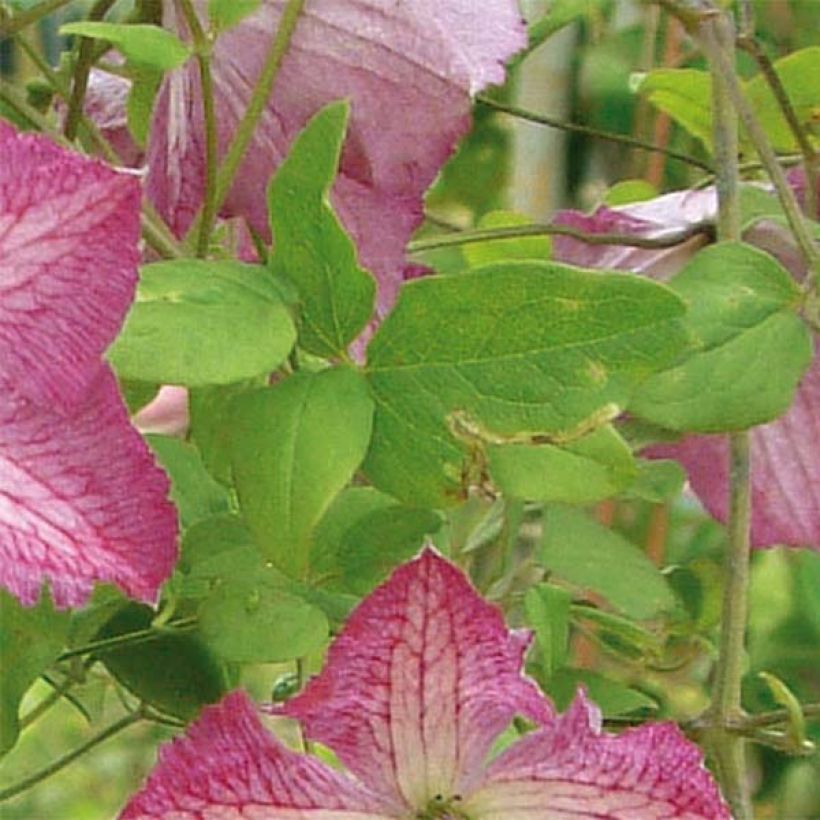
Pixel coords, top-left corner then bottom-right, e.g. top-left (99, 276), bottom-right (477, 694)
top-left (0, 81), bottom-right (72, 141)
top-left (700, 11), bottom-right (753, 818)
top-left (699, 14), bottom-right (819, 280)
top-left (185, 0), bottom-right (307, 246)
top-left (476, 95), bottom-right (714, 173)
top-left (735, 35), bottom-right (818, 219)
top-left (0, 0), bottom-right (72, 37)
top-left (57, 616), bottom-right (198, 662)
top-left (0, 711), bottom-right (142, 803)
top-left (734, 703), bottom-right (820, 731)
top-left (63, 0), bottom-right (119, 141)
top-left (178, 0), bottom-right (219, 257)
top-left (408, 220), bottom-right (712, 254)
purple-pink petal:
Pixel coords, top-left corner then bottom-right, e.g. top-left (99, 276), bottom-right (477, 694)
top-left (121, 690), bottom-right (394, 818)
top-left (465, 691), bottom-right (730, 819)
top-left (148, 0), bottom-right (526, 313)
top-left (650, 353), bottom-right (820, 549)
top-left (0, 120), bottom-right (141, 411)
top-left (282, 548), bottom-right (553, 809)
top-left (0, 366), bottom-right (178, 608)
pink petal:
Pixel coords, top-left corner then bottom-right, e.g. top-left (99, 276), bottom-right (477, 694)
top-left (650, 353), bottom-right (820, 549)
top-left (81, 68), bottom-right (144, 166)
top-left (121, 690), bottom-right (394, 818)
top-left (0, 121), bottom-right (141, 410)
top-left (0, 366), bottom-right (178, 608)
top-left (552, 189), bottom-right (713, 279)
top-left (283, 548), bottom-right (553, 809)
top-left (465, 691), bottom-right (729, 819)
top-left (147, 0), bottom-right (526, 312)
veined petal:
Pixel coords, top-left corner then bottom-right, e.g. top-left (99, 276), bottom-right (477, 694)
top-left (283, 549), bottom-right (553, 810)
top-left (0, 366), bottom-right (177, 608)
top-left (464, 692), bottom-right (729, 820)
top-left (0, 121), bottom-right (141, 410)
top-left (121, 690), bottom-right (395, 819)
top-left (148, 0), bottom-right (525, 312)
top-left (650, 353), bottom-right (820, 549)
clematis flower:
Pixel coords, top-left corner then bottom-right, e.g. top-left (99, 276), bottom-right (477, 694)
top-left (122, 550), bottom-right (728, 818)
top-left (553, 187), bottom-right (820, 550)
top-left (0, 121), bottom-right (178, 607)
top-left (147, 0), bottom-right (526, 314)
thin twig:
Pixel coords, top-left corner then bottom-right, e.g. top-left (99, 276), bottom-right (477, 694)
top-left (476, 95), bottom-right (714, 173)
top-left (736, 34), bottom-right (818, 218)
top-left (408, 220), bottom-right (713, 254)
top-left (0, 0), bottom-right (72, 37)
top-left (0, 711), bottom-right (142, 803)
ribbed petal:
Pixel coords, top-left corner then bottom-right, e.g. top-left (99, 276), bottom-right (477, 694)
top-left (282, 549), bottom-right (553, 810)
top-left (121, 690), bottom-right (395, 819)
top-left (147, 0), bottom-right (526, 312)
top-left (0, 366), bottom-right (177, 608)
top-left (0, 121), bottom-right (141, 410)
top-left (464, 691), bottom-right (729, 820)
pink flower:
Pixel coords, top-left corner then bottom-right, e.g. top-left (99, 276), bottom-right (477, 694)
top-left (122, 550), bottom-right (728, 818)
top-left (553, 187), bottom-right (820, 550)
top-left (147, 0), bottom-right (526, 314)
top-left (0, 121), bottom-right (178, 608)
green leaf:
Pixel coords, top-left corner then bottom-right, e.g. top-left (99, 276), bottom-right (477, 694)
top-left (546, 667), bottom-right (657, 717)
top-left (230, 367), bottom-right (374, 578)
top-left (59, 23), bottom-right (191, 70)
top-left (310, 487), bottom-right (441, 593)
top-left (527, 0), bottom-right (609, 52)
top-left (462, 210), bottom-right (552, 267)
top-left (603, 179), bottom-right (658, 207)
top-left (198, 579), bottom-right (328, 663)
top-left (146, 435), bottom-right (230, 529)
top-left (637, 69), bottom-right (713, 152)
top-left (487, 424), bottom-right (636, 503)
top-left (126, 66), bottom-right (163, 148)
top-left (93, 603), bottom-right (228, 721)
top-left (631, 242), bottom-right (812, 432)
top-left (1, 590), bottom-right (69, 756)
top-left (524, 583), bottom-right (572, 679)
top-left (620, 458), bottom-right (685, 503)
top-left (539, 505), bottom-right (676, 619)
top-left (746, 47), bottom-right (820, 152)
top-left (208, 0), bottom-right (261, 32)
top-left (268, 101), bottom-right (375, 357)
top-left (109, 260), bottom-right (296, 387)
top-left (364, 262), bottom-right (689, 507)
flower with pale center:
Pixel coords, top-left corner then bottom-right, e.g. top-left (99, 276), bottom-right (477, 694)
top-left (123, 550), bottom-right (728, 819)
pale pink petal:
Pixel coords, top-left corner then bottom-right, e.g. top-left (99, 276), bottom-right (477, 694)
top-left (80, 68), bottom-right (144, 166)
top-left (133, 386), bottom-right (190, 437)
top-left (0, 366), bottom-right (178, 608)
top-left (121, 690), bottom-right (395, 819)
top-left (283, 549), bottom-right (553, 809)
top-left (552, 189), bottom-right (714, 279)
top-left (464, 691), bottom-right (729, 819)
top-left (148, 0), bottom-right (526, 312)
top-left (650, 353), bottom-right (820, 549)
top-left (0, 121), bottom-right (141, 410)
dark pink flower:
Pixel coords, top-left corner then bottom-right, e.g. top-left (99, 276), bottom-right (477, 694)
top-left (0, 121), bottom-right (177, 607)
top-left (122, 550), bottom-right (728, 818)
top-left (553, 187), bottom-right (820, 549)
top-left (147, 0), bottom-right (526, 313)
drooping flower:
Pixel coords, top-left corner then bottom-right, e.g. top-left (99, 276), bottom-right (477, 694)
top-left (0, 121), bottom-right (178, 608)
top-left (147, 0), bottom-right (526, 313)
top-left (553, 187), bottom-right (820, 550)
top-left (122, 550), bottom-right (728, 818)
